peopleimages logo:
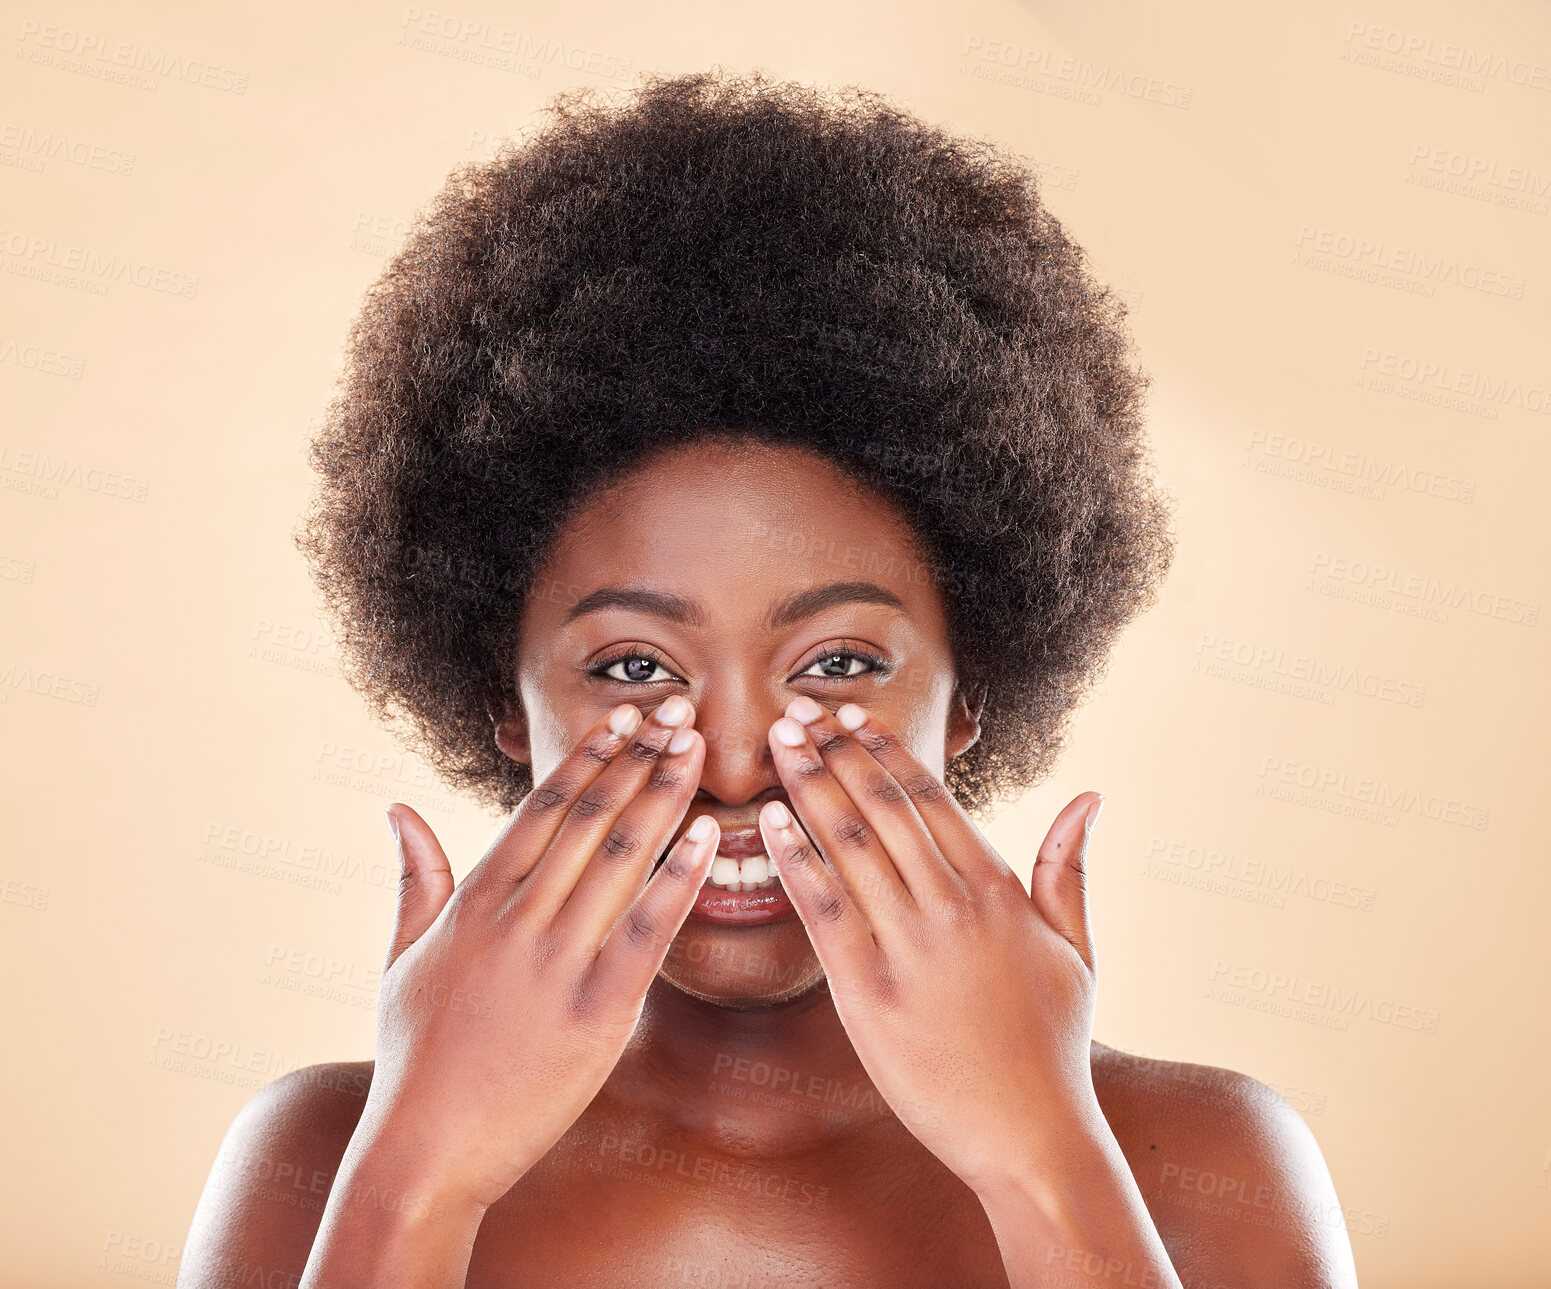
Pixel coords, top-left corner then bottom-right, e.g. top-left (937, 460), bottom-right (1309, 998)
top-left (958, 36), bottom-right (1193, 108)
top-left (1342, 20), bottom-right (1551, 94)
top-left (1307, 552), bottom-right (1539, 627)
top-left (0, 123), bottom-right (136, 175)
top-left (1257, 755), bottom-right (1491, 830)
top-left (1293, 226), bottom-right (1526, 298)
top-left (1358, 348), bottom-right (1551, 415)
top-left (1207, 961), bottom-right (1441, 1035)
top-left (14, 21), bottom-right (250, 93)
top-left (0, 229), bottom-right (199, 299)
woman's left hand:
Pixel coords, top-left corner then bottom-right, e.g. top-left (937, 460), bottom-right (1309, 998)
top-left (757, 695), bottom-right (1108, 1197)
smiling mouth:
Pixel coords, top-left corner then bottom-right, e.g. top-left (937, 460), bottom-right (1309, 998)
top-left (653, 824), bottom-right (786, 896)
top-left (705, 827), bottom-right (781, 893)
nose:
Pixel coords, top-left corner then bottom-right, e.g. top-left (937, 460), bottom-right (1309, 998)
top-left (688, 682), bottom-right (787, 809)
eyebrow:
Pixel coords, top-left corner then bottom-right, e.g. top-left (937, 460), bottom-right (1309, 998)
top-left (770, 581), bottom-right (907, 629)
top-left (563, 580), bottom-right (907, 631)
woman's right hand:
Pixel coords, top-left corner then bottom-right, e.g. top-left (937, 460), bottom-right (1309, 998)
top-left (353, 695), bottom-right (718, 1213)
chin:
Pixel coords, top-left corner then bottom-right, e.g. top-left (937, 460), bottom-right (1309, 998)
top-left (657, 921), bottom-right (827, 1009)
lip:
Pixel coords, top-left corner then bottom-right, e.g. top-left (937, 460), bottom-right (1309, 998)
top-left (688, 876), bottom-right (797, 926)
top-left (657, 813), bottom-right (800, 927)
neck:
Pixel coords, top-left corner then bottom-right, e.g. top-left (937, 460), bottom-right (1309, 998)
top-left (606, 974), bottom-right (889, 1148)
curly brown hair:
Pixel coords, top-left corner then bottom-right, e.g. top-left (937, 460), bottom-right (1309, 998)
top-left (297, 67), bottom-right (1176, 820)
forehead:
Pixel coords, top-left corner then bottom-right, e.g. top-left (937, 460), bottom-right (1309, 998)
top-left (527, 439), bottom-right (946, 627)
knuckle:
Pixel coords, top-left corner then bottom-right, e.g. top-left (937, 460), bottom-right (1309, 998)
top-left (662, 848), bottom-right (696, 882)
top-left (778, 837), bottom-right (817, 870)
top-left (576, 735), bottom-right (618, 769)
top-left (525, 783), bottom-right (570, 815)
top-left (626, 737), bottom-right (666, 765)
top-left (868, 960), bottom-right (902, 1007)
top-left (864, 771), bottom-right (908, 806)
top-left (622, 907), bottom-right (659, 948)
top-left (599, 826), bottom-right (642, 862)
top-left (813, 890), bottom-right (848, 924)
top-left (809, 727), bottom-right (849, 755)
top-left (832, 812), bottom-right (873, 850)
top-left (565, 977), bottom-right (593, 1022)
top-left (647, 763), bottom-right (687, 793)
top-left (572, 787), bottom-right (616, 820)
top-left (857, 726), bottom-right (898, 757)
top-left (792, 752), bottom-right (829, 782)
top-left (902, 771), bottom-right (948, 806)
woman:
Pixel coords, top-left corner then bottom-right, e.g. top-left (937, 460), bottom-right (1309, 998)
top-left (180, 69), bottom-right (1357, 1288)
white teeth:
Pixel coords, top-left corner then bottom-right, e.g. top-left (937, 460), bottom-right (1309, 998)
top-left (705, 852), bottom-right (780, 892)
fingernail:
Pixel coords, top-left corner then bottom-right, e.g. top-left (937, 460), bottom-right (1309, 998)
top-left (1084, 796), bottom-right (1105, 838)
top-left (609, 704), bottom-right (642, 737)
top-left (687, 814), bottom-right (716, 842)
top-left (384, 808), bottom-right (401, 843)
top-left (771, 717), bottom-right (807, 747)
top-left (788, 695), bottom-right (824, 724)
top-left (656, 695), bottom-right (692, 726)
top-left (837, 703), bottom-right (867, 731)
top-left (764, 800), bottom-right (792, 828)
top-left (667, 726), bottom-right (696, 755)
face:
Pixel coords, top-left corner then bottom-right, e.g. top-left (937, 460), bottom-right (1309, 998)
top-left (495, 437), bottom-right (981, 1008)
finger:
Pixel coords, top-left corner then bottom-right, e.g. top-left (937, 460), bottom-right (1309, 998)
top-left (551, 726), bottom-right (708, 952)
top-left (461, 702), bottom-right (648, 902)
top-left (757, 799), bottom-right (878, 981)
top-left (587, 812), bottom-right (720, 1003)
top-left (383, 803), bottom-right (455, 972)
top-left (829, 702), bottom-right (1012, 886)
top-left (767, 712), bottom-right (915, 930)
top-left (782, 696), bottom-right (964, 911)
top-left (517, 696), bottom-right (697, 922)
top-left (1030, 793), bottom-right (1102, 971)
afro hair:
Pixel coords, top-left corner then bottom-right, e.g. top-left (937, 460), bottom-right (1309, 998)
top-left (297, 66), bottom-right (1176, 820)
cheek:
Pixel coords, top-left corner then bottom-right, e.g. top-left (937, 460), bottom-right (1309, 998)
top-left (886, 676), bottom-right (955, 775)
top-left (518, 675), bottom-right (588, 780)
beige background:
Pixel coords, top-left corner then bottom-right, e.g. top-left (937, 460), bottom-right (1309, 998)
top-left (2, 0), bottom-right (1548, 1283)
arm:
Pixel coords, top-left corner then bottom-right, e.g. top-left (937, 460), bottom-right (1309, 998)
top-left (974, 1105), bottom-right (1181, 1289)
top-left (179, 698), bottom-right (722, 1286)
top-left (296, 1121), bottom-right (490, 1289)
top-left (752, 699), bottom-right (1182, 1287)
top-left (751, 699), bottom-right (1357, 1289)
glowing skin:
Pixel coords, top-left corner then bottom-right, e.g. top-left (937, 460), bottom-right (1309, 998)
top-left (179, 438), bottom-right (1360, 1289)
top-left (495, 436), bottom-right (981, 1009)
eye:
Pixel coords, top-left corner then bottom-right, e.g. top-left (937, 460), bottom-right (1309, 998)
top-left (588, 647), bottom-right (680, 685)
top-left (795, 642), bottom-right (891, 682)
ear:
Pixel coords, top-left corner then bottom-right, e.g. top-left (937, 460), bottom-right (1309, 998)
top-left (945, 680), bottom-right (985, 760)
top-left (490, 692), bottom-right (532, 766)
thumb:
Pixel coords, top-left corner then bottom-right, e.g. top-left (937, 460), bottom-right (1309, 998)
top-left (383, 803), bottom-right (455, 973)
top-left (1030, 792), bottom-right (1103, 971)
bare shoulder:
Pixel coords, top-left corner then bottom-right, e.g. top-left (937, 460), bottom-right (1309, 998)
top-left (1089, 1042), bottom-right (1360, 1289)
top-left (177, 1060), bottom-right (375, 1289)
